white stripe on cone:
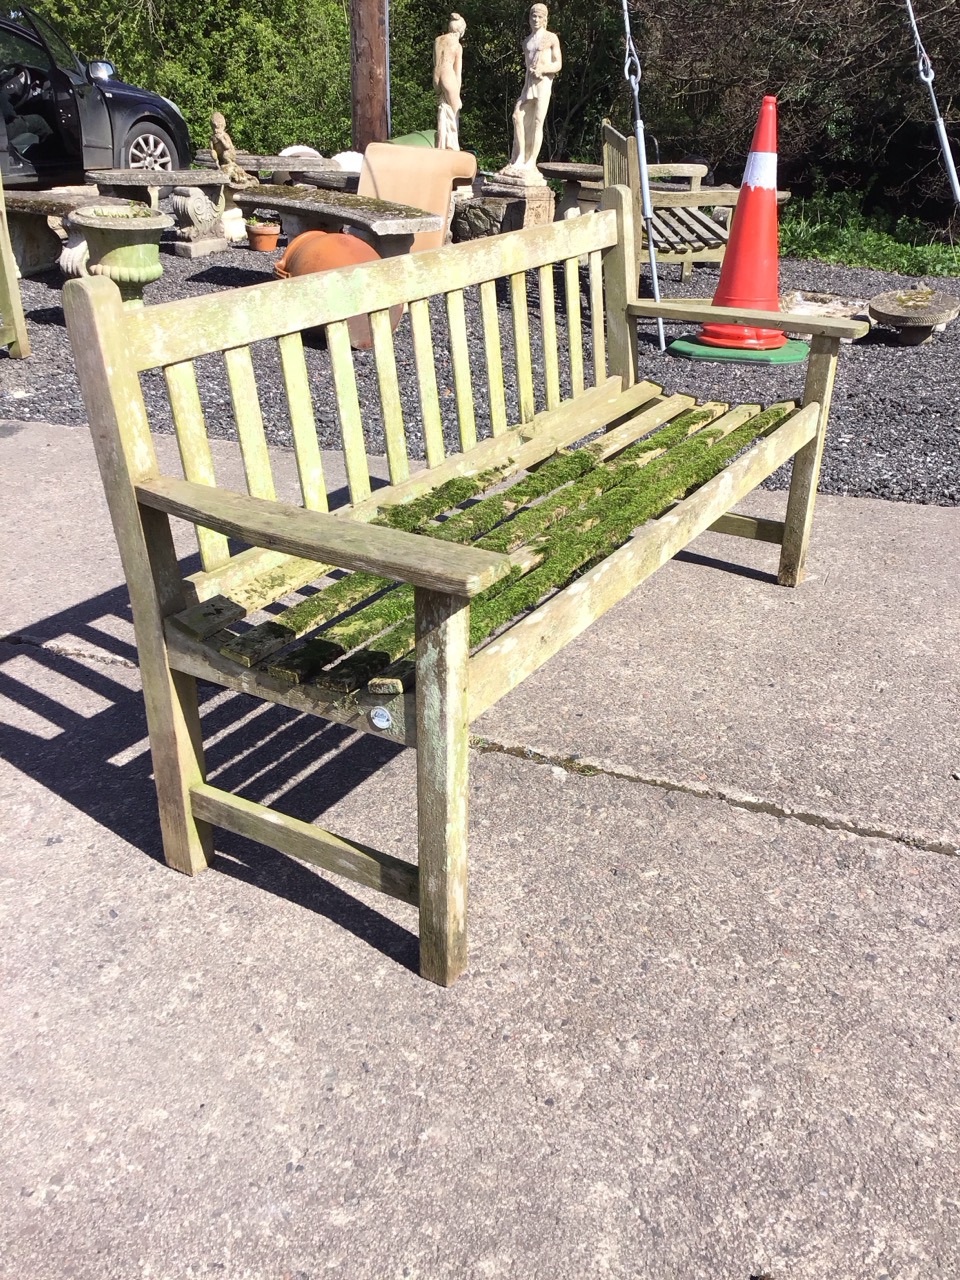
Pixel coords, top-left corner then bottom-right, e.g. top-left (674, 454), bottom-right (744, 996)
top-left (741, 151), bottom-right (777, 190)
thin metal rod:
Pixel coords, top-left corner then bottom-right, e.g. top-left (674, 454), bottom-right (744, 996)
top-left (904, 0), bottom-right (960, 205)
top-left (621, 0), bottom-right (666, 352)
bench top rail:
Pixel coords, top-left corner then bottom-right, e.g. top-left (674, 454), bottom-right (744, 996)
top-left (121, 208), bottom-right (618, 370)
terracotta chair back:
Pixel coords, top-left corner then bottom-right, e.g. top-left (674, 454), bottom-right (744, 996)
top-left (358, 143), bottom-right (477, 252)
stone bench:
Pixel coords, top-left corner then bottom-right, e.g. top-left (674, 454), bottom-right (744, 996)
top-left (63, 185), bottom-right (867, 986)
top-left (5, 189), bottom-right (131, 277)
top-left (230, 185), bottom-right (442, 258)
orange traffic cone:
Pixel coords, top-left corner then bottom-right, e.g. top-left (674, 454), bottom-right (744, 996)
top-left (696, 95), bottom-right (786, 351)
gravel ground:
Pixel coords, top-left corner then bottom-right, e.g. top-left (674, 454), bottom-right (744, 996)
top-left (2, 229), bottom-right (958, 505)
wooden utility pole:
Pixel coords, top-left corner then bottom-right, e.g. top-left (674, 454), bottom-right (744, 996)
top-left (350, 0), bottom-right (390, 151)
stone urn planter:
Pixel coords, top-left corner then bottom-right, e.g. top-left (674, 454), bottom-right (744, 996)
top-left (245, 219), bottom-right (281, 251)
top-left (867, 288), bottom-right (960, 346)
top-left (64, 204), bottom-right (174, 306)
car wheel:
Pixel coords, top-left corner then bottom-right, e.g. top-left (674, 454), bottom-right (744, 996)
top-left (123, 121), bottom-right (179, 171)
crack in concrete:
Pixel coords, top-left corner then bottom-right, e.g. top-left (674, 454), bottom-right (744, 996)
top-left (4, 629), bottom-right (954, 859)
top-left (471, 735), bottom-right (960, 859)
top-left (1, 633), bottom-right (138, 669)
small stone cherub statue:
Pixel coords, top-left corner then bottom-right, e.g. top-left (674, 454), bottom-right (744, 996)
top-left (210, 111), bottom-right (259, 188)
top-left (433, 13), bottom-right (466, 151)
top-left (498, 3), bottom-right (562, 184)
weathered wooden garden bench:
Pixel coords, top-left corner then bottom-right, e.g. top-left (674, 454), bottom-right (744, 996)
top-left (64, 186), bottom-right (867, 985)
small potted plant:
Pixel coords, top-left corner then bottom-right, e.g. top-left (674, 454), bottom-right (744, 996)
top-left (245, 215), bottom-right (281, 251)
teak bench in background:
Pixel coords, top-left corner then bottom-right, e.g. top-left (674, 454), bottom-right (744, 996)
top-left (64, 186), bottom-right (867, 985)
top-left (601, 120), bottom-right (791, 281)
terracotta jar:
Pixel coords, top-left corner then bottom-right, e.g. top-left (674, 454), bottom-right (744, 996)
top-left (274, 230), bottom-right (402, 348)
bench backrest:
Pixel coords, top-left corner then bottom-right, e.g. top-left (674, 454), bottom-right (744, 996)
top-left (64, 186), bottom-right (637, 593)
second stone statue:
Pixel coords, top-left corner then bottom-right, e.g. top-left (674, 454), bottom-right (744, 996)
top-left (434, 14), bottom-right (466, 151)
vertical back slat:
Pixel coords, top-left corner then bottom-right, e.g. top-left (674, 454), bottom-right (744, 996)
top-left (445, 289), bottom-right (477, 452)
top-left (510, 271), bottom-right (535, 423)
top-left (479, 280), bottom-right (507, 436)
top-left (563, 256), bottom-right (585, 397)
top-left (223, 345), bottom-right (276, 500)
top-left (370, 308), bottom-right (409, 484)
top-left (278, 331), bottom-right (328, 511)
top-left (409, 298), bottom-right (446, 467)
top-left (588, 250), bottom-right (606, 387)
top-left (164, 359), bottom-right (231, 570)
top-left (538, 264), bottom-right (560, 410)
top-left (326, 320), bottom-right (371, 504)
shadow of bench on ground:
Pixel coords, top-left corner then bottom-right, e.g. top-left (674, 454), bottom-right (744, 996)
top-left (1, 570), bottom-right (419, 972)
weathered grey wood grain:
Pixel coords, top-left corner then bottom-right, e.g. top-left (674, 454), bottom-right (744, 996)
top-left (135, 476), bottom-right (512, 596)
top-left (191, 782), bottom-right (419, 905)
top-left (415, 588), bottom-right (470, 986)
top-left (778, 335), bottom-right (841, 585)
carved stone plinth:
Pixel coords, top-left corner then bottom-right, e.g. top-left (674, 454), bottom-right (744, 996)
top-left (479, 177), bottom-right (554, 228)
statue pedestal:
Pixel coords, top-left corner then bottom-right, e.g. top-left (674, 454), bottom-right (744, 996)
top-left (480, 176), bottom-right (555, 229)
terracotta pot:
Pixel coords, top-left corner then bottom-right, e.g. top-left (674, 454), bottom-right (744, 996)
top-left (274, 230), bottom-right (402, 349)
top-left (246, 222), bottom-right (281, 251)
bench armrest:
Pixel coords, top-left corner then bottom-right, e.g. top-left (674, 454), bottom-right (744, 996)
top-left (136, 477), bottom-right (512, 597)
top-left (627, 299), bottom-right (870, 342)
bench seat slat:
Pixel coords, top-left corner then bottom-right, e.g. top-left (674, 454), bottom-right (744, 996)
top-left (468, 401), bottom-right (820, 720)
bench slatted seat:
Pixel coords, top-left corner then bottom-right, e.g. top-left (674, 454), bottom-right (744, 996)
top-left (64, 185), bottom-right (867, 986)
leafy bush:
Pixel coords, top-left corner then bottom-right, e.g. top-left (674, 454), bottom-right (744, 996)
top-left (34, 0), bottom-right (352, 155)
top-left (35, 0), bottom-right (960, 223)
top-left (780, 192), bottom-right (960, 276)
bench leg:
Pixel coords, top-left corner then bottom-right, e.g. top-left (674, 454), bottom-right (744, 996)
top-left (415, 587), bottom-right (470, 987)
top-left (778, 335), bottom-right (840, 587)
top-left (137, 506), bottom-right (214, 876)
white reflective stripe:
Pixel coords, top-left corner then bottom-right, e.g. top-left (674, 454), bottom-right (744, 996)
top-left (741, 150), bottom-right (777, 189)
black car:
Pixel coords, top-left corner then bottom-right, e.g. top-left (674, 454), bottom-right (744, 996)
top-left (0, 5), bottom-right (192, 187)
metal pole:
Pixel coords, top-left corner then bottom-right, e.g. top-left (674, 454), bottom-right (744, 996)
top-left (621, 0), bottom-right (666, 352)
top-left (904, 0), bottom-right (960, 205)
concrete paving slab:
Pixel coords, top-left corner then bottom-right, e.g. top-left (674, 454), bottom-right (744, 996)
top-left (2, 733), bottom-right (959, 1279)
top-left (4, 419), bottom-right (956, 855)
top-left (3, 417), bottom-right (959, 1276)
top-left (476, 488), bottom-right (960, 853)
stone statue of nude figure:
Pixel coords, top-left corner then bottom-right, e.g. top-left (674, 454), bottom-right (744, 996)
top-left (433, 14), bottom-right (466, 151)
top-left (498, 4), bottom-right (562, 184)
